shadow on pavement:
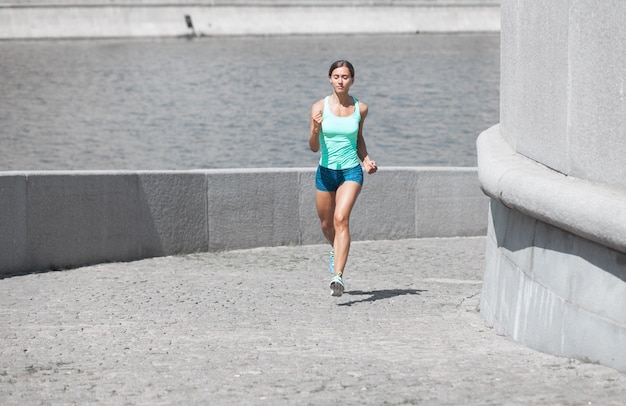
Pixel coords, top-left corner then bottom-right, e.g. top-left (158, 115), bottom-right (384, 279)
top-left (338, 288), bottom-right (427, 306)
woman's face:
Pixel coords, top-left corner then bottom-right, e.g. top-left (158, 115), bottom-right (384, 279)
top-left (329, 66), bottom-right (354, 93)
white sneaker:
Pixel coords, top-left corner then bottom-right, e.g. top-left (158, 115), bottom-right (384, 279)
top-left (330, 273), bottom-right (344, 297)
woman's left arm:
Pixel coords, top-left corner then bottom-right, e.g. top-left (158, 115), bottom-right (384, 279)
top-left (356, 102), bottom-right (377, 174)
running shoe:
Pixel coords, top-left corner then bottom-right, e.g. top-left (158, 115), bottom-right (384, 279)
top-left (330, 273), bottom-right (344, 297)
top-left (329, 248), bottom-right (335, 275)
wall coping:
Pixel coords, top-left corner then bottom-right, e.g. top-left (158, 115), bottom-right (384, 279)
top-left (1, 166), bottom-right (478, 175)
top-left (477, 124), bottom-right (626, 254)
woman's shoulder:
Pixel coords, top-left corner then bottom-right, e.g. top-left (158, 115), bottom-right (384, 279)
top-left (356, 98), bottom-right (368, 116)
top-left (311, 98), bottom-right (326, 110)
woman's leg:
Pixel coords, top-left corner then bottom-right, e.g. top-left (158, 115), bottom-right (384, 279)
top-left (316, 190), bottom-right (336, 246)
top-left (332, 181), bottom-right (361, 276)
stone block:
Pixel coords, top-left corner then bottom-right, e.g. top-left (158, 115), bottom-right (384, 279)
top-left (0, 174), bottom-right (27, 275)
top-left (498, 200), bottom-right (536, 278)
top-left (25, 172), bottom-right (142, 271)
top-left (491, 249), bottom-right (522, 337)
top-left (482, 202), bottom-right (626, 371)
top-left (562, 307), bottom-right (626, 371)
top-left (513, 275), bottom-right (568, 356)
top-left (352, 168), bottom-right (418, 241)
top-left (298, 169), bottom-right (326, 245)
top-left (568, 1), bottom-right (626, 189)
top-left (137, 172), bottom-right (208, 257)
top-left (532, 220), bottom-right (626, 326)
top-left (480, 226), bottom-right (500, 327)
top-left (206, 169), bottom-right (301, 250)
top-left (500, 0), bottom-right (570, 172)
top-left (415, 168), bottom-right (488, 237)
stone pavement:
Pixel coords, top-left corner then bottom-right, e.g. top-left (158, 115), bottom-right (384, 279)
top-left (1, 237), bottom-right (624, 405)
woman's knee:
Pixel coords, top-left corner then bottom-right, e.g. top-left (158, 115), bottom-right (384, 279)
top-left (320, 217), bottom-right (334, 232)
top-left (333, 212), bottom-right (349, 229)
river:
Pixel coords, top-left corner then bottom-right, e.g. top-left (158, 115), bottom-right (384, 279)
top-left (0, 33), bottom-right (499, 170)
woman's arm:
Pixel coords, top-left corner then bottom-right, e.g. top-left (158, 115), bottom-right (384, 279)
top-left (356, 102), bottom-right (377, 174)
top-left (309, 100), bottom-right (324, 152)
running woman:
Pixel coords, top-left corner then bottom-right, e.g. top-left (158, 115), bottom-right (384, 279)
top-left (309, 60), bottom-right (378, 297)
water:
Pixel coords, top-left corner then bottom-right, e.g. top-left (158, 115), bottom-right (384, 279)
top-left (0, 34), bottom-right (499, 171)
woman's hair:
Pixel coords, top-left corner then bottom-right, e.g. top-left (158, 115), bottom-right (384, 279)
top-left (328, 60), bottom-right (355, 78)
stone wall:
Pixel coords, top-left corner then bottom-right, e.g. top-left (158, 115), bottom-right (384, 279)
top-left (0, 1), bottom-right (500, 39)
top-left (0, 167), bottom-right (488, 276)
top-left (498, 0), bottom-right (625, 190)
top-left (477, 0), bottom-right (626, 371)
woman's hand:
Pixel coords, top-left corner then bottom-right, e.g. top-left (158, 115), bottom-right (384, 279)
top-left (309, 103), bottom-right (324, 152)
top-left (311, 110), bottom-right (323, 130)
top-left (363, 157), bottom-right (377, 174)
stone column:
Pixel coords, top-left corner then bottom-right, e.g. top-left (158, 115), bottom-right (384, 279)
top-left (477, 0), bottom-right (626, 371)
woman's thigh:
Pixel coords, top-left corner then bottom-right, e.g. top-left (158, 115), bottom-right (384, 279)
top-left (334, 181), bottom-right (361, 222)
top-left (316, 190), bottom-right (336, 224)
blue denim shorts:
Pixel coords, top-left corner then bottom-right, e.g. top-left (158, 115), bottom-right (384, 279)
top-left (315, 165), bottom-right (363, 192)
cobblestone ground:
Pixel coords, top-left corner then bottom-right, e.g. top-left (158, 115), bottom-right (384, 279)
top-left (1, 237), bottom-right (624, 405)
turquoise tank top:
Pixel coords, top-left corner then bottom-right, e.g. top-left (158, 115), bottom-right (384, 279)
top-left (319, 96), bottom-right (361, 170)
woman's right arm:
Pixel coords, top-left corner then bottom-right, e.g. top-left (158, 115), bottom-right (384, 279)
top-left (309, 100), bottom-right (323, 152)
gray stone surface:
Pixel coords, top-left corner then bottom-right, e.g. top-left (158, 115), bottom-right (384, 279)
top-left (25, 172), bottom-right (143, 271)
top-left (1, 237), bottom-right (624, 404)
top-left (415, 168), bottom-right (487, 238)
top-left (482, 200), bottom-right (626, 372)
top-left (499, 0), bottom-right (626, 189)
top-left (206, 170), bottom-right (303, 250)
top-left (0, 174), bottom-right (27, 272)
top-left (480, 0), bottom-right (626, 373)
top-left (1, 168), bottom-right (489, 276)
top-left (138, 172), bottom-right (209, 256)
top-left (477, 125), bottom-right (626, 255)
top-left (0, 3), bottom-right (500, 40)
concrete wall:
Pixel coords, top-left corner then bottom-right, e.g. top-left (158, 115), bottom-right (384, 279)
top-left (478, 125), bottom-right (626, 371)
top-left (499, 0), bottom-right (626, 189)
top-left (0, 167), bottom-right (488, 276)
top-left (477, 0), bottom-right (626, 372)
top-left (481, 199), bottom-right (626, 372)
top-left (0, 1), bottom-right (500, 39)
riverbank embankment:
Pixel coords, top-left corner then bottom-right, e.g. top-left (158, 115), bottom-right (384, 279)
top-left (0, 0), bottom-right (500, 40)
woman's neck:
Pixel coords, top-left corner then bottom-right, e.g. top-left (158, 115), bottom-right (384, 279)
top-left (331, 92), bottom-right (352, 106)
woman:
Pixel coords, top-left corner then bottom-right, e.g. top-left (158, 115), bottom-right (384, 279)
top-left (309, 60), bottom-right (378, 297)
